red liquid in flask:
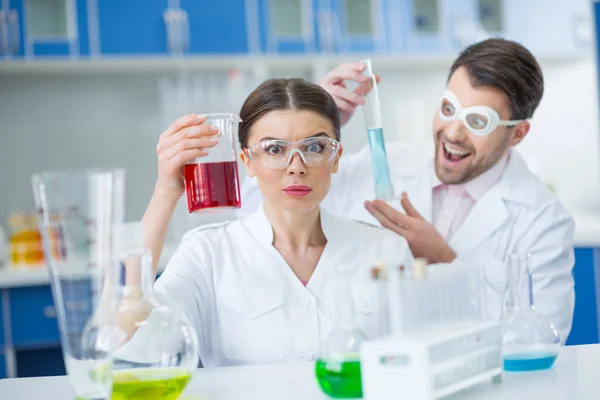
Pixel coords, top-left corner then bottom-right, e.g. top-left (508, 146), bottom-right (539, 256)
top-left (184, 161), bottom-right (242, 213)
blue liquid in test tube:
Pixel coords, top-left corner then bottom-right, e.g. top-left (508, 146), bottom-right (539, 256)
top-left (367, 128), bottom-right (394, 199)
top-left (361, 59), bottom-right (394, 200)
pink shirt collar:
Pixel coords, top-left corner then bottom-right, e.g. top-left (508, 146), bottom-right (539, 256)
top-left (433, 154), bottom-right (509, 201)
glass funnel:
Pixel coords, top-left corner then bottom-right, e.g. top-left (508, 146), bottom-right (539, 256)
top-left (316, 275), bottom-right (367, 399)
top-left (501, 253), bottom-right (561, 371)
top-left (111, 222), bottom-right (200, 400)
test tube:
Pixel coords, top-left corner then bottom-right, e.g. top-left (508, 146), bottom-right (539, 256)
top-left (386, 262), bottom-right (403, 337)
top-left (360, 59), bottom-right (395, 200)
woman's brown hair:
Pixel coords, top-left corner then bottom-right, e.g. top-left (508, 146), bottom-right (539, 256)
top-left (238, 78), bottom-right (341, 148)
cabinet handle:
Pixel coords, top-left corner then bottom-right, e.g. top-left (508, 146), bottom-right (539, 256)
top-left (181, 9), bottom-right (190, 53)
top-left (572, 14), bottom-right (592, 48)
top-left (8, 9), bottom-right (19, 54)
top-left (317, 9), bottom-right (339, 53)
top-left (43, 305), bottom-right (57, 318)
top-left (0, 11), bottom-right (7, 55)
top-left (163, 8), bottom-right (189, 54)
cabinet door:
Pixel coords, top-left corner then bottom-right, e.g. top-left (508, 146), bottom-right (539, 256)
top-left (0, 352), bottom-right (5, 379)
top-left (332, 0), bottom-right (388, 53)
top-left (566, 248), bottom-right (599, 345)
top-left (16, 347), bottom-right (66, 377)
top-left (98, 0), bottom-right (168, 55)
top-left (486, 0), bottom-right (593, 56)
top-left (258, 0), bottom-right (317, 53)
top-left (390, 0), bottom-right (479, 53)
top-left (393, 0), bottom-right (447, 52)
top-left (181, 0), bottom-right (249, 54)
top-left (7, 0), bottom-right (89, 58)
top-left (9, 286), bottom-right (61, 348)
top-left (0, 290), bottom-right (4, 347)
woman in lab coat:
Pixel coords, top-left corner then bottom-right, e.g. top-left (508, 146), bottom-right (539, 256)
top-left (139, 78), bottom-right (413, 367)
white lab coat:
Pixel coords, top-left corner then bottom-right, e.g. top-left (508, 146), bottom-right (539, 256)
top-left (241, 143), bottom-right (576, 342)
top-left (150, 205), bottom-right (413, 367)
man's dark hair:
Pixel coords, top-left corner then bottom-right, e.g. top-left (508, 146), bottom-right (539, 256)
top-left (448, 38), bottom-right (544, 120)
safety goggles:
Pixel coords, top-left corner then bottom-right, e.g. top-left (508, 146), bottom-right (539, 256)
top-left (245, 136), bottom-right (341, 170)
top-left (439, 90), bottom-right (526, 136)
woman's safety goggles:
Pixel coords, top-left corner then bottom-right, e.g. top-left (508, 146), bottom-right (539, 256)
top-left (439, 90), bottom-right (525, 136)
top-left (245, 136), bottom-right (341, 170)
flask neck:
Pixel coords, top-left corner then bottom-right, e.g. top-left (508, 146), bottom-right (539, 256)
top-left (122, 248), bottom-right (154, 299)
top-left (506, 253), bottom-right (533, 310)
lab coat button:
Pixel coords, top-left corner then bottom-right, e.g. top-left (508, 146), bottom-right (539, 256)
top-left (304, 352), bottom-right (315, 361)
top-left (301, 297), bottom-right (312, 307)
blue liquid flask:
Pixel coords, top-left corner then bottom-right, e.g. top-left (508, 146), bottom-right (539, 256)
top-left (361, 59), bottom-right (394, 200)
top-left (501, 253), bottom-right (561, 371)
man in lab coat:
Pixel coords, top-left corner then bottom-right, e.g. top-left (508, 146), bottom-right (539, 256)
top-left (240, 38), bottom-right (575, 342)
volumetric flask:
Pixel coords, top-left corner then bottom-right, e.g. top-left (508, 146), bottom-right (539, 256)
top-left (360, 59), bottom-right (394, 200)
top-left (501, 253), bottom-right (561, 371)
top-left (184, 113), bottom-right (243, 213)
top-left (32, 168), bottom-right (125, 400)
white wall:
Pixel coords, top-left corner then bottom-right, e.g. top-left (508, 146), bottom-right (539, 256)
top-left (0, 57), bottom-right (598, 243)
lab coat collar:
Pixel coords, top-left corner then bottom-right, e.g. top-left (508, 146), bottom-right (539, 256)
top-left (244, 202), bottom-right (341, 247)
top-left (449, 149), bottom-right (540, 254)
top-left (495, 150), bottom-right (541, 208)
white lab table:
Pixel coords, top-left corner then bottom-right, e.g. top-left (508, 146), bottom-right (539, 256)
top-left (1, 345), bottom-right (600, 399)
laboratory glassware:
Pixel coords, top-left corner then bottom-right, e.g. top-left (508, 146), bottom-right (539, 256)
top-left (32, 168), bottom-right (125, 400)
top-left (184, 113), bottom-right (243, 213)
top-left (110, 222), bottom-right (200, 400)
top-left (360, 59), bottom-right (394, 200)
top-left (501, 253), bottom-right (561, 371)
top-left (316, 275), bottom-right (367, 399)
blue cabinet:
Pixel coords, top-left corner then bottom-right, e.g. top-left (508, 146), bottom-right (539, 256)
top-left (0, 290), bottom-right (4, 347)
top-left (566, 248), bottom-right (599, 345)
top-left (97, 0), bottom-right (168, 55)
top-left (330, 0), bottom-right (389, 53)
top-left (97, 1), bottom-right (251, 56)
top-left (0, 352), bottom-right (5, 379)
top-left (182, 0), bottom-right (249, 54)
top-left (390, 0), bottom-right (478, 53)
top-left (476, 0), bottom-right (592, 56)
top-left (258, 0), bottom-right (318, 53)
top-left (9, 286), bottom-right (60, 348)
top-left (17, 347), bottom-right (65, 377)
top-left (2, 0), bottom-right (90, 58)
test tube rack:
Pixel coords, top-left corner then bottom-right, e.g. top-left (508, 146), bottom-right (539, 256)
top-left (360, 321), bottom-right (503, 400)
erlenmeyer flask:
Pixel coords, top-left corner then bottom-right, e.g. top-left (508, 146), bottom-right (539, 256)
top-left (110, 222), bottom-right (200, 400)
top-left (316, 276), bottom-right (367, 399)
top-left (501, 253), bottom-right (560, 371)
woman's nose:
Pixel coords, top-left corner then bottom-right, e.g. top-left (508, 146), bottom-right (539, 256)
top-left (286, 152), bottom-right (307, 176)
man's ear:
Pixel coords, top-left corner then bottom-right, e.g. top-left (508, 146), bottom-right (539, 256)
top-left (510, 121), bottom-right (530, 146)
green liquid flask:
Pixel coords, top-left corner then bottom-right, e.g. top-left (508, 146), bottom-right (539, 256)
top-left (109, 222), bottom-right (200, 400)
top-left (316, 276), bottom-right (367, 399)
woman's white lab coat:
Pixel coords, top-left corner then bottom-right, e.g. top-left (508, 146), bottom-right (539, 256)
top-left (153, 205), bottom-right (413, 367)
top-left (241, 143), bottom-right (576, 342)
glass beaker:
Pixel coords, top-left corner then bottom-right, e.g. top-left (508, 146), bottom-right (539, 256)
top-left (111, 222), bottom-right (200, 400)
top-left (316, 276), bottom-right (367, 399)
top-left (32, 169), bottom-right (125, 400)
top-left (360, 59), bottom-right (394, 200)
top-left (501, 253), bottom-right (561, 372)
top-left (184, 113), bottom-right (243, 213)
